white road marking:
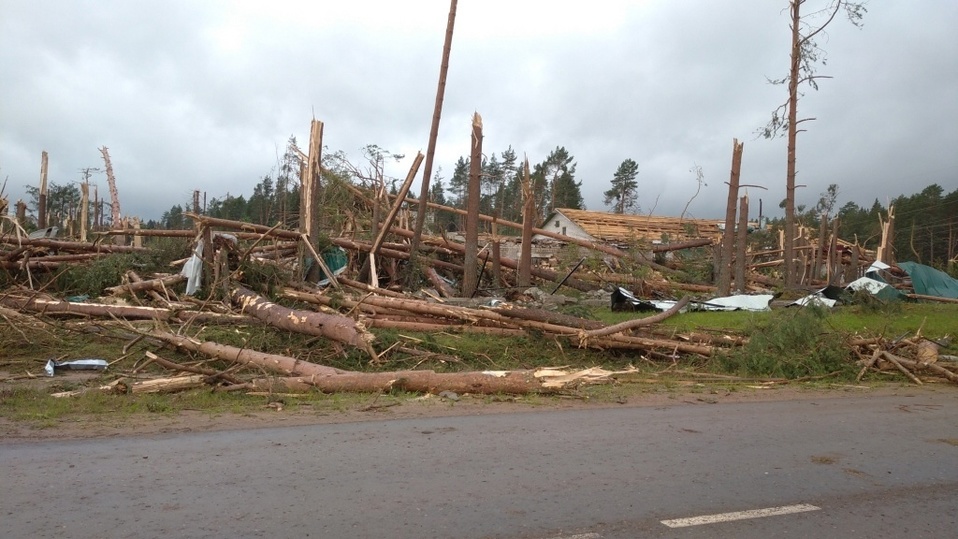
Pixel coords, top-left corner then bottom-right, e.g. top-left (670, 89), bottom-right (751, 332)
top-left (545, 533), bottom-right (601, 539)
top-left (661, 503), bottom-right (821, 528)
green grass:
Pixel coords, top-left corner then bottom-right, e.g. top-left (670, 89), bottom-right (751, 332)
top-left (595, 301), bottom-right (955, 345)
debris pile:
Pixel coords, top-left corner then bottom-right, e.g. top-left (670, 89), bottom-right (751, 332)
top-left (853, 335), bottom-right (958, 386)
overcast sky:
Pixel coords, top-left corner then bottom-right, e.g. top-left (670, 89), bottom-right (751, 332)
top-left (2, 0), bottom-right (957, 224)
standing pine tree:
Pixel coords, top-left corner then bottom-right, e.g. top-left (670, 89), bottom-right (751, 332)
top-left (533, 146), bottom-right (583, 215)
top-left (447, 156), bottom-right (470, 208)
top-left (604, 158), bottom-right (639, 214)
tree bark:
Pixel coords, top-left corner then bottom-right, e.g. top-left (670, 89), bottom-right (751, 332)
top-left (784, 0), bottom-right (801, 288)
top-left (734, 195), bottom-right (749, 292)
top-left (519, 158), bottom-right (535, 287)
top-left (717, 139), bottom-right (743, 295)
top-left (409, 0), bottom-right (458, 281)
top-left (1, 294), bottom-right (174, 320)
top-left (370, 152), bottom-right (424, 257)
top-left (231, 286), bottom-right (377, 359)
top-left (301, 119), bottom-right (324, 282)
top-left (463, 113), bottom-right (482, 297)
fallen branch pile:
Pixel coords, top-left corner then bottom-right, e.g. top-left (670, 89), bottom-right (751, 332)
top-left (852, 335), bottom-right (958, 386)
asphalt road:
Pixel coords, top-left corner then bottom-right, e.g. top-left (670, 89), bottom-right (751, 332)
top-left (2, 389), bottom-right (957, 538)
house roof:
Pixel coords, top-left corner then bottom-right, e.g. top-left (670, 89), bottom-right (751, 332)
top-left (548, 208), bottom-right (732, 243)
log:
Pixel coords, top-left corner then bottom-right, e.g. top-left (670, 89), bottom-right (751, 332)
top-left (0, 237), bottom-right (148, 253)
top-left (51, 375), bottom-right (208, 398)
top-left (578, 296), bottom-right (690, 343)
top-left (885, 352), bottom-right (958, 384)
top-left (880, 351), bottom-right (922, 385)
top-left (1, 294), bottom-right (174, 320)
top-left (106, 274), bottom-right (186, 296)
top-left (149, 330), bottom-right (347, 377)
top-left (253, 370), bottom-right (556, 395)
top-left (149, 329), bottom-right (623, 394)
top-left (856, 348), bottom-right (883, 382)
top-left (231, 286), bottom-right (377, 360)
top-left (144, 351), bottom-right (243, 384)
top-left (651, 238), bottom-right (714, 253)
top-left (424, 266), bottom-right (456, 297)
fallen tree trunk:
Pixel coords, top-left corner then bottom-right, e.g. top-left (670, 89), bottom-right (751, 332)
top-left (231, 286), bottom-right (377, 360)
top-left (0, 237), bottom-right (149, 253)
top-left (149, 329), bottom-right (627, 394)
top-left (252, 370), bottom-right (555, 394)
top-left (106, 274), bottom-right (186, 296)
top-left (579, 296), bottom-right (690, 341)
top-left (284, 287), bottom-right (713, 355)
top-left (1, 294), bottom-right (175, 320)
top-left (52, 375), bottom-right (209, 398)
top-left (149, 329), bottom-right (347, 376)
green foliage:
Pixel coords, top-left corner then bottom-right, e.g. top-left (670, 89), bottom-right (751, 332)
top-left (718, 306), bottom-right (852, 379)
top-left (52, 254), bottom-right (142, 296)
top-left (604, 158), bottom-right (639, 214)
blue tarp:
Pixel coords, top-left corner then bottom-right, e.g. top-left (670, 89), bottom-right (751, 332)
top-left (898, 262), bottom-right (958, 299)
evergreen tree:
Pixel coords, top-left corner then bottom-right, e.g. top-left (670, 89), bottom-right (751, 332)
top-left (448, 157), bottom-right (470, 208)
top-left (534, 146), bottom-right (582, 214)
top-left (604, 158), bottom-right (639, 214)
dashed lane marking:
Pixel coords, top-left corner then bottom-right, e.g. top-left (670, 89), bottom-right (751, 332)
top-left (661, 503), bottom-right (821, 528)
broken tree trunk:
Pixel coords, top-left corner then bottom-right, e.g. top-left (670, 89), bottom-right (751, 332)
top-left (231, 286), bottom-right (377, 360)
top-left (150, 329), bottom-right (592, 394)
top-left (301, 119), bottom-right (324, 282)
top-left (1, 294), bottom-right (174, 320)
top-left (38, 151), bottom-right (49, 230)
top-left (370, 152), bottom-right (424, 257)
top-left (409, 0), bottom-right (458, 281)
top-left (105, 274), bottom-right (186, 296)
top-left (734, 195), bottom-right (749, 292)
top-left (518, 157), bottom-right (534, 287)
top-left (578, 296), bottom-right (690, 344)
top-left (716, 138), bottom-right (743, 295)
top-left (463, 113), bottom-right (482, 297)
top-left (253, 370), bottom-right (558, 395)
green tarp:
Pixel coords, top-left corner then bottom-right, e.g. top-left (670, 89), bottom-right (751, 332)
top-left (898, 262), bottom-right (958, 299)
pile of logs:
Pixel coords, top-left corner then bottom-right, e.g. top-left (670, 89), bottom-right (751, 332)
top-left (853, 335), bottom-right (958, 386)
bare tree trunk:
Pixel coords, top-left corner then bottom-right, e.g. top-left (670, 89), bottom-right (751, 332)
top-left (518, 158), bottom-right (534, 287)
top-left (463, 113), bottom-right (482, 296)
top-left (149, 329), bottom-right (589, 395)
top-left (38, 151), bottom-right (48, 229)
top-left (877, 205), bottom-right (896, 265)
top-left (79, 181), bottom-right (89, 242)
top-left (717, 139), bottom-right (744, 295)
top-left (301, 119), bottom-right (324, 282)
top-left (409, 0), bottom-right (458, 282)
top-left (783, 0), bottom-right (802, 288)
top-left (1, 295), bottom-right (174, 320)
top-left (231, 286), bottom-right (376, 359)
top-left (734, 195), bottom-right (749, 292)
top-left (371, 152), bottom-right (424, 257)
top-left (812, 213), bottom-right (828, 283)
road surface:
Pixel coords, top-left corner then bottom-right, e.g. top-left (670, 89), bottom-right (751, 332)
top-left (2, 389), bottom-right (956, 538)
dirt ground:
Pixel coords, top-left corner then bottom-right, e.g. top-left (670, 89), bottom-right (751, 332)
top-left (2, 374), bottom-right (943, 443)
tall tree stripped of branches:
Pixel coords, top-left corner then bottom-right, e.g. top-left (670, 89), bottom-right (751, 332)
top-left (761, 0), bottom-right (866, 287)
top-left (604, 158), bottom-right (639, 214)
top-left (409, 0), bottom-right (458, 286)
